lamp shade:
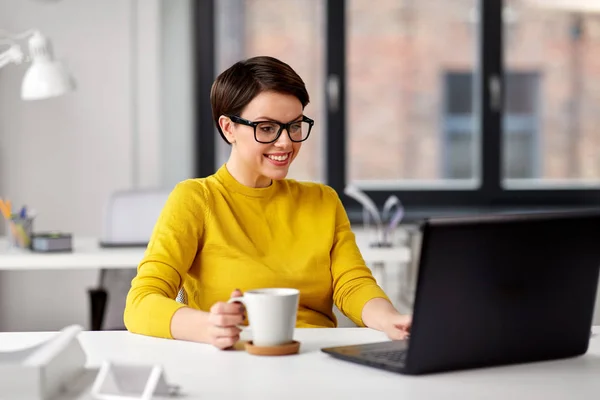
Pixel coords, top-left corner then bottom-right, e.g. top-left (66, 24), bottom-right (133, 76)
top-left (21, 60), bottom-right (74, 100)
top-left (20, 31), bottom-right (75, 100)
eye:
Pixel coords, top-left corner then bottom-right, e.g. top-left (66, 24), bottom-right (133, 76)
top-left (257, 122), bottom-right (279, 134)
top-left (290, 123), bottom-right (302, 133)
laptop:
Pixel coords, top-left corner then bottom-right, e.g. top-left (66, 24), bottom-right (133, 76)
top-left (322, 209), bottom-right (600, 375)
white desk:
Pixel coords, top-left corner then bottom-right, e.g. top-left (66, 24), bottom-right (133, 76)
top-left (0, 237), bottom-right (412, 331)
top-left (0, 237), bottom-right (411, 270)
top-left (0, 238), bottom-right (145, 270)
top-left (1, 327), bottom-right (599, 400)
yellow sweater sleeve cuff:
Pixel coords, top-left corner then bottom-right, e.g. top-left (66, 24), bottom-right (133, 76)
top-left (343, 284), bottom-right (391, 327)
top-left (125, 293), bottom-right (187, 339)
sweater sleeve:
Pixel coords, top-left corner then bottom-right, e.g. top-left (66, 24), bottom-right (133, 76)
top-left (326, 187), bottom-right (391, 327)
top-left (123, 180), bottom-right (206, 339)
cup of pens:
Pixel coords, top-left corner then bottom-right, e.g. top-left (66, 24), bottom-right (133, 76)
top-left (0, 198), bottom-right (34, 249)
top-left (8, 214), bottom-right (34, 249)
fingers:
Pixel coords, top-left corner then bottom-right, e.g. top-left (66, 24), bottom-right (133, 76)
top-left (213, 334), bottom-right (240, 350)
top-left (208, 321), bottom-right (242, 349)
top-left (386, 314), bottom-right (412, 341)
top-left (210, 301), bottom-right (244, 315)
top-left (392, 314), bottom-right (413, 331)
top-left (208, 311), bottom-right (244, 327)
top-left (386, 328), bottom-right (410, 341)
top-left (230, 288), bottom-right (243, 298)
top-left (208, 324), bottom-right (242, 349)
top-left (210, 325), bottom-right (242, 338)
top-left (385, 328), bottom-right (409, 340)
top-left (208, 299), bottom-right (245, 350)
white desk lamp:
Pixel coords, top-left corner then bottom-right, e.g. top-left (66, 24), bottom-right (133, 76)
top-left (0, 29), bottom-right (75, 100)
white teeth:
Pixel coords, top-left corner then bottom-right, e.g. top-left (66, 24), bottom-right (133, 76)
top-left (267, 154), bottom-right (289, 161)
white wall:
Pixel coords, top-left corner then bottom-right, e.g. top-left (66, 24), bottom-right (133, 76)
top-left (0, 0), bottom-right (194, 331)
top-left (160, 0), bottom-right (195, 189)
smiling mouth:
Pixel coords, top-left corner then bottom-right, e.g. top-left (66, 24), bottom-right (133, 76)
top-left (264, 153), bottom-right (290, 162)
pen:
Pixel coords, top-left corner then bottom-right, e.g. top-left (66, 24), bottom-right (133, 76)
top-left (0, 198), bottom-right (10, 220)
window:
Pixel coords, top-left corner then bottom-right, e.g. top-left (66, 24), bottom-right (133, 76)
top-left (444, 72), bottom-right (481, 180)
top-left (195, 0), bottom-right (600, 218)
top-left (444, 71), bottom-right (539, 180)
top-left (504, 0), bottom-right (600, 189)
top-left (503, 72), bottom-right (540, 180)
top-left (346, 0), bottom-right (480, 189)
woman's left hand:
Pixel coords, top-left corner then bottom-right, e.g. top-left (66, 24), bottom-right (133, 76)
top-left (381, 313), bottom-right (412, 340)
top-left (361, 298), bottom-right (412, 340)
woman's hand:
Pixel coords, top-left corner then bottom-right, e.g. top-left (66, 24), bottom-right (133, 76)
top-left (361, 297), bottom-right (412, 340)
top-left (203, 289), bottom-right (245, 349)
top-left (170, 289), bottom-right (245, 349)
top-left (380, 313), bottom-right (411, 340)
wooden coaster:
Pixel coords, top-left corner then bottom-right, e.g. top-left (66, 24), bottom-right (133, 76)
top-left (230, 340), bottom-right (249, 351)
top-left (245, 340), bottom-right (301, 356)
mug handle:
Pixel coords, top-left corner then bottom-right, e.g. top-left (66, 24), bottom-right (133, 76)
top-left (227, 296), bottom-right (248, 330)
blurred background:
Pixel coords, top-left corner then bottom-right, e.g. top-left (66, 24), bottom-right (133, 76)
top-left (1, 0), bottom-right (600, 332)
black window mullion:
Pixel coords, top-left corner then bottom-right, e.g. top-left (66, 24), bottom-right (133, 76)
top-left (325, 0), bottom-right (346, 196)
top-left (480, 0), bottom-right (503, 202)
top-left (193, 0), bottom-right (216, 178)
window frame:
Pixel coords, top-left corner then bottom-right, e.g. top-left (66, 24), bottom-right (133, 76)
top-left (194, 0), bottom-right (600, 222)
top-left (327, 0), bottom-right (600, 221)
top-left (194, 0), bottom-right (216, 177)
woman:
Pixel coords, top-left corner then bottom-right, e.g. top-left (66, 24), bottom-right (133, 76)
top-left (124, 56), bottom-right (412, 349)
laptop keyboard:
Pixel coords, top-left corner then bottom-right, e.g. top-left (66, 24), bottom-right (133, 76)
top-left (364, 349), bottom-right (408, 366)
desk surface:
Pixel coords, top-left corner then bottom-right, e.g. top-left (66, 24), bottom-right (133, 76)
top-left (1, 327), bottom-right (599, 399)
top-left (0, 237), bottom-right (145, 270)
top-left (0, 237), bottom-right (411, 270)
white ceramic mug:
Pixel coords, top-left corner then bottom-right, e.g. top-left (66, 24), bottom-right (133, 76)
top-left (227, 288), bottom-right (299, 347)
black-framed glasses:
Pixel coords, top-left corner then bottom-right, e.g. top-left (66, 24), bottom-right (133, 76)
top-left (227, 114), bottom-right (314, 144)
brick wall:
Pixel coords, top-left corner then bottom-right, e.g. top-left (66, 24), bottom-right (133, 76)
top-left (236, 0), bottom-right (600, 183)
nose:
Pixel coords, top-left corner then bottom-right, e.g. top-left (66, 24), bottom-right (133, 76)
top-left (274, 128), bottom-right (292, 148)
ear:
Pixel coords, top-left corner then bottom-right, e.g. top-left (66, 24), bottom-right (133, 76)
top-left (218, 115), bottom-right (236, 144)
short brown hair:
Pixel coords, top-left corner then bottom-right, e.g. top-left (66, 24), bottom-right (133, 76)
top-left (210, 56), bottom-right (310, 144)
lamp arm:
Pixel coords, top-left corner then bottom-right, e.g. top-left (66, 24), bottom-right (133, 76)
top-left (0, 29), bottom-right (37, 41)
top-left (0, 28), bottom-right (35, 68)
top-left (0, 45), bottom-right (24, 69)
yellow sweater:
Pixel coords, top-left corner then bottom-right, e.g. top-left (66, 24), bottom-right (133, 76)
top-left (124, 164), bottom-right (390, 339)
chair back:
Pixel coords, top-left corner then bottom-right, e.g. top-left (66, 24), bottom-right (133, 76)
top-left (176, 288), bottom-right (188, 305)
top-left (101, 189), bottom-right (170, 246)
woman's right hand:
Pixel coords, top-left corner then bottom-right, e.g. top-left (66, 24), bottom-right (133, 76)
top-left (204, 289), bottom-right (245, 349)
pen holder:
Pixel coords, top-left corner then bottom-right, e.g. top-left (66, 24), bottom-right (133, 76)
top-left (6, 216), bottom-right (34, 249)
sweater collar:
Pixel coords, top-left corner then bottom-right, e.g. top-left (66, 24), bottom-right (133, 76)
top-left (215, 164), bottom-right (278, 198)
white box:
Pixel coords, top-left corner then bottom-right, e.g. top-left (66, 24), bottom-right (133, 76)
top-left (0, 325), bottom-right (86, 400)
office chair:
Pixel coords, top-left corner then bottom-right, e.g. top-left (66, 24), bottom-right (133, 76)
top-left (176, 288), bottom-right (188, 305)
